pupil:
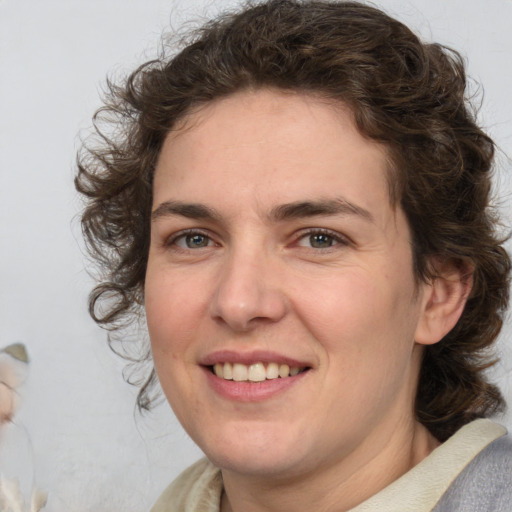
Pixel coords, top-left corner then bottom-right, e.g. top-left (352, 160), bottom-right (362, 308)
top-left (186, 234), bottom-right (208, 248)
top-left (310, 234), bottom-right (332, 248)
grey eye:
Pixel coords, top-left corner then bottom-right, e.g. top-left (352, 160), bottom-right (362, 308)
top-left (308, 233), bottom-right (335, 248)
top-left (185, 234), bottom-right (211, 248)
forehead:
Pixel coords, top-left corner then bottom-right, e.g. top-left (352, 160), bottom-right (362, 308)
top-left (153, 89), bottom-right (394, 221)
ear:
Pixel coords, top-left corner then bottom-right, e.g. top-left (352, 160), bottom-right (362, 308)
top-left (414, 258), bottom-right (473, 346)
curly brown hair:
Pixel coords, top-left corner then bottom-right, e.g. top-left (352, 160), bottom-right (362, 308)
top-left (76, 0), bottom-right (510, 441)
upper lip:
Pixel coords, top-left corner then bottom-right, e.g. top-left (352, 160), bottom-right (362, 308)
top-left (200, 349), bottom-right (312, 368)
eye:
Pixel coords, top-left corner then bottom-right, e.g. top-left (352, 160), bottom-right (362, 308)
top-left (171, 231), bottom-right (214, 249)
top-left (296, 229), bottom-right (348, 249)
top-left (305, 233), bottom-right (335, 249)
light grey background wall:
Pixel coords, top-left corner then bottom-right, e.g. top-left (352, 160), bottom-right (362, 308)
top-left (0, 1), bottom-right (510, 510)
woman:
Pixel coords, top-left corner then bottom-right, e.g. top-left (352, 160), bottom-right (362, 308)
top-left (76, 1), bottom-right (511, 510)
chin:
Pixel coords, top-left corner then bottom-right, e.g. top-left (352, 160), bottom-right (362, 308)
top-left (196, 422), bottom-right (311, 477)
top-left (208, 449), bottom-right (307, 478)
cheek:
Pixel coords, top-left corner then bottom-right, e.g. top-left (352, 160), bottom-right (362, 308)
top-left (295, 271), bottom-right (387, 332)
top-left (145, 275), bottom-right (203, 415)
top-left (144, 267), bottom-right (217, 421)
top-left (295, 267), bottom-right (418, 363)
top-left (146, 260), bottom-right (205, 329)
top-left (145, 270), bottom-right (200, 365)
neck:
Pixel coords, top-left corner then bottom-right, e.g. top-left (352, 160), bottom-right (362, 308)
top-left (220, 419), bottom-right (439, 512)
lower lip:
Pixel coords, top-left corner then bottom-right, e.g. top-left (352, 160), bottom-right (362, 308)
top-left (203, 367), bottom-right (309, 402)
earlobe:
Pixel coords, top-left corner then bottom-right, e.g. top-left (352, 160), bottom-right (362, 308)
top-left (414, 259), bottom-right (473, 346)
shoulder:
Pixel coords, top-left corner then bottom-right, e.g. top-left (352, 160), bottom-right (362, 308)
top-left (434, 430), bottom-right (512, 512)
top-left (150, 458), bottom-right (223, 512)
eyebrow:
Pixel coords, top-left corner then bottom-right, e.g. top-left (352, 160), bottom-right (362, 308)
top-left (151, 201), bottom-right (222, 222)
top-left (269, 198), bottom-right (374, 223)
top-left (151, 198), bottom-right (373, 223)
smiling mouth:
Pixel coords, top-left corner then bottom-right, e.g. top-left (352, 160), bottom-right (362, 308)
top-left (210, 362), bottom-right (309, 382)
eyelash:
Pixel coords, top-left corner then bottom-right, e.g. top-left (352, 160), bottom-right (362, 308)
top-left (294, 228), bottom-right (351, 250)
top-left (165, 229), bottom-right (216, 250)
top-left (164, 228), bottom-right (350, 251)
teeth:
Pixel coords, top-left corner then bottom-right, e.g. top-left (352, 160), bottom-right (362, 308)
top-left (214, 363), bottom-right (223, 378)
top-left (266, 362), bottom-right (279, 380)
top-left (248, 363), bottom-right (266, 382)
top-left (232, 363), bottom-right (248, 381)
top-left (279, 364), bottom-right (290, 378)
top-left (212, 362), bottom-right (305, 381)
top-left (223, 362), bottom-right (233, 380)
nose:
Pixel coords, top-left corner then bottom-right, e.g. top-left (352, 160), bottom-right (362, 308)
top-left (209, 249), bottom-right (288, 332)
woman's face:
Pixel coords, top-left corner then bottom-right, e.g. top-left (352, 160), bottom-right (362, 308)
top-left (145, 89), bottom-right (431, 479)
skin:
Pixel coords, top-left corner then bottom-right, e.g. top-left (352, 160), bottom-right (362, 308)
top-left (145, 89), bottom-right (469, 512)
